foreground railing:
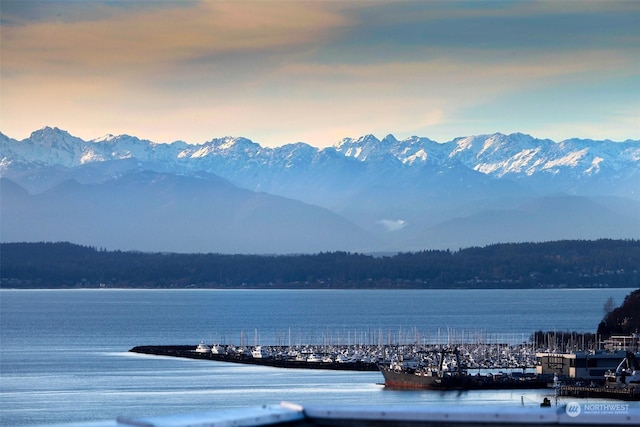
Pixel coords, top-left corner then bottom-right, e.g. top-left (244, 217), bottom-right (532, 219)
top-left (34, 401), bottom-right (640, 427)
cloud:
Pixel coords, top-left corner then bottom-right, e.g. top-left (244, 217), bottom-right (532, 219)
top-left (1, 1), bottom-right (638, 145)
top-left (378, 219), bottom-right (408, 232)
top-left (1, 2), bottom-right (347, 75)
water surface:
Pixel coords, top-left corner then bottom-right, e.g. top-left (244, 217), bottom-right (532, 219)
top-left (1, 288), bottom-right (636, 425)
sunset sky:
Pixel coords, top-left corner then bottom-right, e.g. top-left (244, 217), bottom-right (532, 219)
top-left (1, 1), bottom-right (638, 147)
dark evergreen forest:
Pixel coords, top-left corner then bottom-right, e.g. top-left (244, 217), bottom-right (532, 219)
top-left (597, 288), bottom-right (640, 337)
top-left (1, 240), bottom-right (638, 289)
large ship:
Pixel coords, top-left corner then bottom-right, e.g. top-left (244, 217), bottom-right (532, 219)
top-left (379, 348), bottom-right (549, 390)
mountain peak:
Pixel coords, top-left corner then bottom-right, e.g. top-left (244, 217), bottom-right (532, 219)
top-left (29, 126), bottom-right (74, 140)
top-left (3, 127), bottom-right (639, 185)
top-left (205, 136), bottom-right (258, 149)
top-left (334, 134), bottom-right (390, 161)
top-left (26, 126), bottom-right (85, 152)
top-left (92, 134), bottom-right (117, 143)
top-left (2, 126), bottom-right (639, 253)
top-left (382, 134), bottom-right (398, 143)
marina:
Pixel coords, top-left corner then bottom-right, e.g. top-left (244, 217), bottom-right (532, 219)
top-left (3, 288), bottom-right (638, 427)
top-left (131, 340), bottom-right (551, 393)
top-left (131, 333), bottom-right (640, 397)
top-left (130, 338), bottom-right (540, 373)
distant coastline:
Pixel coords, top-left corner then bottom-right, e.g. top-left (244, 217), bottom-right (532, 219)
top-left (2, 239), bottom-right (638, 289)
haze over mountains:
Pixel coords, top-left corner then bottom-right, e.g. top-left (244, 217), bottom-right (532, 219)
top-left (1, 127), bottom-right (639, 254)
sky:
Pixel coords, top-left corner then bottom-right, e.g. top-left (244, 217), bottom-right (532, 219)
top-left (1, 1), bottom-right (639, 148)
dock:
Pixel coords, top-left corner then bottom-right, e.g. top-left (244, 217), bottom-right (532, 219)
top-left (558, 385), bottom-right (640, 401)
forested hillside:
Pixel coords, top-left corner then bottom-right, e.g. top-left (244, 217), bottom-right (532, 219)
top-left (597, 288), bottom-right (640, 338)
top-left (1, 240), bottom-right (638, 289)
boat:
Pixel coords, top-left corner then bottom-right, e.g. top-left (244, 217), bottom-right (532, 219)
top-left (604, 351), bottom-right (640, 388)
top-left (335, 354), bottom-right (350, 363)
top-left (195, 340), bottom-right (211, 354)
top-left (251, 346), bottom-right (271, 359)
top-left (379, 347), bottom-right (549, 390)
top-left (306, 354), bottom-right (323, 363)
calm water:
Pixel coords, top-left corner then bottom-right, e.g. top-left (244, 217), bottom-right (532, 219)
top-left (0, 288), bottom-right (637, 425)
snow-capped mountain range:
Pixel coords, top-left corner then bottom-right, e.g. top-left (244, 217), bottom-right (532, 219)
top-left (3, 127), bottom-right (639, 178)
top-left (1, 127), bottom-right (639, 253)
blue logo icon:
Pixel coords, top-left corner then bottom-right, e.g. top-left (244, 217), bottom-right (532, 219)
top-left (566, 402), bottom-right (581, 417)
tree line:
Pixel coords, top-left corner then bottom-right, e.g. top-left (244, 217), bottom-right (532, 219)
top-left (597, 288), bottom-right (640, 337)
top-left (1, 239), bottom-right (639, 289)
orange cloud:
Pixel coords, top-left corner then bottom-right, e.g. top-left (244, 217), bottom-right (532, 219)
top-left (2, 2), bottom-right (348, 75)
top-left (2, 1), bottom-right (638, 146)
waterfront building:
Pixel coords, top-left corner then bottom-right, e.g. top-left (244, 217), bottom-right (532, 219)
top-left (536, 350), bottom-right (640, 380)
top-left (603, 334), bottom-right (640, 352)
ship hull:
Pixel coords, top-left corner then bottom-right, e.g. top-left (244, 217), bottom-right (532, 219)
top-left (379, 367), bottom-right (549, 390)
top-left (380, 368), bottom-right (471, 390)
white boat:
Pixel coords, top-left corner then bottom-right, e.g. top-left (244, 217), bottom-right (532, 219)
top-left (252, 346), bottom-right (271, 359)
top-left (335, 354), bottom-right (350, 363)
top-left (235, 346), bottom-right (250, 356)
top-left (306, 354), bottom-right (323, 363)
top-left (195, 341), bottom-right (211, 353)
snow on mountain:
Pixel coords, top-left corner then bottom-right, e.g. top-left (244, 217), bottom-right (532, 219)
top-left (272, 143), bottom-right (318, 168)
top-left (559, 138), bottom-right (640, 172)
top-left (3, 127), bottom-right (638, 181)
top-left (1, 127), bottom-right (85, 168)
top-left (180, 136), bottom-right (263, 160)
top-left (334, 134), bottom-right (389, 161)
top-left (1, 126), bottom-right (639, 252)
top-left (395, 135), bottom-right (450, 165)
top-left (2, 126), bottom-right (639, 204)
top-left (334, 133), bottom-right (447, 166)
top-left (464, 133), bottom-right (640, 181)
top-left (329, 131), bottom-right (640, 182)
top-left (447, 133), bottom-right (550, 176)
top-left (0, 132), bottom-right (21, 170)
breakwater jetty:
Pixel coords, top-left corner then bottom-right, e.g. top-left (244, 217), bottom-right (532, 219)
top-left (129, 340), bottom-right (537, 372)
top-left (129, 345), bottom-right (378, 371)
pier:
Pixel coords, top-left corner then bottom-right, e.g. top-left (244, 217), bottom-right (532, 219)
top-left (558, 385), bottom-right (640, 401)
